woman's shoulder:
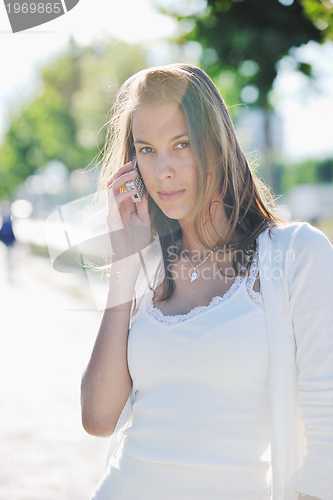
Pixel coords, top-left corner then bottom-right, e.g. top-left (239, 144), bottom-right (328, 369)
top-left (259, 221), bottom-right (333, 266)
top-left (261, 221), bottom-right (331, 248)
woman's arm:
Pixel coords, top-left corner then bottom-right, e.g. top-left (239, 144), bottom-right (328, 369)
top-left (289, 224), bottom-right (333, 500)
top-left (81, 257), bottom-right (140, 437)
top-left (81, 161), bottom-right (151, 437)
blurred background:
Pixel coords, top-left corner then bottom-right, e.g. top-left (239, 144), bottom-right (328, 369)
top-left (0, 0), bottom-right (333, 498)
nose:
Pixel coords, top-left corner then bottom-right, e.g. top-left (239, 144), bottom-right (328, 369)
top-left (155, 153), bottom-right (175, 180)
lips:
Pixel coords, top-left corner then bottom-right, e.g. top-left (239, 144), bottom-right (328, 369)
top-left (158, 190), bottom-right (185, 202)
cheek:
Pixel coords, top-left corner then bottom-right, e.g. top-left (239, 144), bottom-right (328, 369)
top-left (184, 164), bottom-right (198, 189)
top-left (139, 169), bottom-right (157, 201)
top-left (140, 169), bottom-right (153, 190)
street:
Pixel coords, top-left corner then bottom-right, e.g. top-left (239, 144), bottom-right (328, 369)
top-left (0, 243), bottom-right (110, 500)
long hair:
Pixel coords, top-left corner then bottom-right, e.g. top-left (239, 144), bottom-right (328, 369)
top-left (98, 63), bottom-right (286, 302)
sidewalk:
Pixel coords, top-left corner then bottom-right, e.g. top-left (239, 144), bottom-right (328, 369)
top-left (0, 244), bottom-right (111, 500)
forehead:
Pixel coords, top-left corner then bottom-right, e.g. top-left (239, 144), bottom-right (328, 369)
top-left (132, 101), bottom-right (187, 140)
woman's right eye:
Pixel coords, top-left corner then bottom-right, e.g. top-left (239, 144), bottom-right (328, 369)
top-left (140, 147), bottom-right (154, 154)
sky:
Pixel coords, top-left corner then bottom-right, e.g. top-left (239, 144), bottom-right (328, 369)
top-left (0, 0), bottom-right (332, 163)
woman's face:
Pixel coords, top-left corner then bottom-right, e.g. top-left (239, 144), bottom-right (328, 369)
top-left (132, 101), bottom-right (198, 226)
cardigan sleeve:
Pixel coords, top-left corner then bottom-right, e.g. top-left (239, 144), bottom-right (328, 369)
top-left (288, 223), bottom-right (333, 500)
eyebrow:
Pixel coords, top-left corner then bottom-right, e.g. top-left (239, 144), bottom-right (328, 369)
top-left (134, 133), bottom-right (189, 145)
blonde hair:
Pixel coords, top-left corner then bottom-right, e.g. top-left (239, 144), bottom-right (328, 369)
top-left (98, 63), bottom-right (285, 302)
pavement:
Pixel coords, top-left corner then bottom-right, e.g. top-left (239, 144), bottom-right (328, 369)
top-left (0, 242), bottom-right (111, 500)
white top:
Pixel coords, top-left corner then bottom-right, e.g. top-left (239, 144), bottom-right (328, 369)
top-left (91, 245), bottom-right (272, 500)
top-left (92, 222), bottom-right (333, 500)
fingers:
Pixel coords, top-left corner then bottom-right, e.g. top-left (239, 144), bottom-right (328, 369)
top-left (107, 161), bottom-right (135, 191)
top-left (112, 188), bottom-right (138, 205)
top-left (106, 161), bottom-right (136, 221)
top-left (107, 184), bottom-right (136, 222)
top-left (106, 161), bottom-right (150, 232)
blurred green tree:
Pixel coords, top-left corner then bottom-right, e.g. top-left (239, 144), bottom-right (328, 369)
top-left (0, 38), bottom-right (146, 199)
top-left (159, 0), bottom-right (332, 106)
top-left (156, 0), bottom-right (333, 190)
top-left (281, 157), bottom-right (333, 193)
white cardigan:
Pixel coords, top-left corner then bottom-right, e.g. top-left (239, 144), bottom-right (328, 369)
top-left (258, 222), bottom-right (333, 500)
top-left (104, 222), bottom-right (333, 500)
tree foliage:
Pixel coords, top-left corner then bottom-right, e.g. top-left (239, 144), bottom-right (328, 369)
top-left (159, 0), bottom-right (333, 108)
top-left (281, 157), bottom-right (333, 193)
top-left (0, 38), bottom-right (146, 199)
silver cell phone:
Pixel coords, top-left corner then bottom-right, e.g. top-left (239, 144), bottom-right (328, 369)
top-left (125, 155), bottom-right (145, 202)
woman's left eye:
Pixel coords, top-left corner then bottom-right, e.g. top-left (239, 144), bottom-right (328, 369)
top-left (175, 141), bottom-right (190, 150)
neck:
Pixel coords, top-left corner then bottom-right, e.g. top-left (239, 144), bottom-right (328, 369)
top-left (179, 200), bottom-right (230, 259)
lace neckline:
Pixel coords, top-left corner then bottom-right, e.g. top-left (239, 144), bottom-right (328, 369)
top-left (146, 242), bottom-right (262, 326)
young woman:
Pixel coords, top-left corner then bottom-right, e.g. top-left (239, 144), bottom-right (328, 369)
top-left (81, 64), bottom-right (333, 500)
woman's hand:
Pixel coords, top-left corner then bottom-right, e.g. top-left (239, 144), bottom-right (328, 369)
top-left (106, 160), bottom-right (151, 260)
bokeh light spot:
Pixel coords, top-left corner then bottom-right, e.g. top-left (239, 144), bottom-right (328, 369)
top-left (240, 85), bottom-right (259, 104)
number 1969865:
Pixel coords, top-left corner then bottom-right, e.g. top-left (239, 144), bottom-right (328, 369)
top-left (6, 3), bottom-right (61, 14)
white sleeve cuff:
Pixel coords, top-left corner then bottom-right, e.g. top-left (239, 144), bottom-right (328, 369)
top-left (289, 452), bottom-right (333, 500)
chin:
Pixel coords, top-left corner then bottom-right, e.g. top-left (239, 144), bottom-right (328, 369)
top-left (161, 208), bottom-right (190, 221)
top-left (150, 196), bottom-right (193, 223)
top-left (168, 213), bottom-right (194, 227)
